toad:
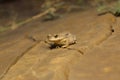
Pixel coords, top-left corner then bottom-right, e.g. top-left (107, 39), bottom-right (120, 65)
top-left (46, 32), bottom-right (76, 48)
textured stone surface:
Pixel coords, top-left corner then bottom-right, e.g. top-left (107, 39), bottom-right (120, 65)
top-left (0, 10), bottom-right (119, 80)
top-left (0, 38), bottom-right (36, 79)
top-left (69, 19), bottom-right (120, 80)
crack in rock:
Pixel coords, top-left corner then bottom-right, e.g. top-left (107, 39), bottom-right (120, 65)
top-left (0, 40), bottom-right (41, 80)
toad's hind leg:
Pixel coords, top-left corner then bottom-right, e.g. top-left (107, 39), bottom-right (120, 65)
top-left (61, 40), bottom-right (69, 48)
top-left (61, 44), bottom-right (69, 48)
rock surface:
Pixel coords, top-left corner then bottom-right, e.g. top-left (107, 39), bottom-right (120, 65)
top-left (0, 10), bottom-right (120, 80)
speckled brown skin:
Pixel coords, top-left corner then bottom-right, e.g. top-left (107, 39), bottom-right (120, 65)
top-left (46, 32), bottom-right (76, 48)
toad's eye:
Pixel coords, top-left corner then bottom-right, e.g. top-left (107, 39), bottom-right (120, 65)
top-left (65, 33), bottom-right (69, 36)
top-left (54, 35), bottom-right (58, 38)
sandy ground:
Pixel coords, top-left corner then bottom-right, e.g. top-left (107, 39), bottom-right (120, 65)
top-left (0, 10), bottom-right (120, 80)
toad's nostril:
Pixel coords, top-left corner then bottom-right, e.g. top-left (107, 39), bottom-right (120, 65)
top-left (47, 34), bottom-right (52, 37)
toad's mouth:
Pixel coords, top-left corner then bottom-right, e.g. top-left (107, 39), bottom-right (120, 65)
top-left (49, 38), bottom-right (63, 42)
